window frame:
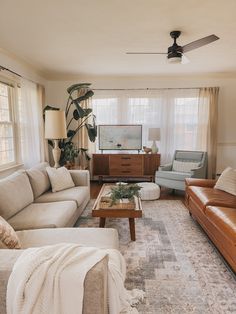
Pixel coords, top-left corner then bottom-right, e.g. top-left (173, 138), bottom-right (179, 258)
top-left (0, 77), bottom-right (21, 171)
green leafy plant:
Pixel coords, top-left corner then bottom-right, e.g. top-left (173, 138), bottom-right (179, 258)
top-left (43, 83), bottom-right (97, 165)
top-left (63, 142), bottom-right (78, 163)
top-left (109, 184), bottom-right (141, 205)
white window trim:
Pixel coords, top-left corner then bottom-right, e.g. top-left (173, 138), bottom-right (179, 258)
top-left (0, 75), bottom-right (22, 171)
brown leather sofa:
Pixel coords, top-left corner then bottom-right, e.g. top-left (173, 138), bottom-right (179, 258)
top-left (185, 178), bottom-right (236, 272)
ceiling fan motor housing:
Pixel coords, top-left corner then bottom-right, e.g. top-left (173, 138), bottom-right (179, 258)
top-left (167, 44), bottom-right (183, 61)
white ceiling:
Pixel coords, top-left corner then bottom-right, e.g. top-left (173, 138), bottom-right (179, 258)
top-left (1, 0), bottom-right (236, 79)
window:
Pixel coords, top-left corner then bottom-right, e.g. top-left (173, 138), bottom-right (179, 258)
top-left (92, 89), bottom-right (208, 163)
top-left (0, 82), bottom-right (18, 168)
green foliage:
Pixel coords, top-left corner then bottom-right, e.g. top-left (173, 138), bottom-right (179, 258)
top-left (109, 184), bottom-right (141, 205)
top-left (43, 83), bottom-right (97, 165)
top-left (62, 142), bottom-right (78, 163)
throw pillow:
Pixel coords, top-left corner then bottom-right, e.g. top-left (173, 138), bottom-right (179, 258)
top-left (172, 160), bottom-right (200, 173)
top-left (214, 167), bottom-right (236, 196)
top-left (46, 167), bottom-right (75, 193)
top-left (0, 216), bottom-right (21, 249)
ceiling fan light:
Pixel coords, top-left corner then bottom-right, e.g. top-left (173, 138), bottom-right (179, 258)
top-left (167, 56), bottom-right (182, 64)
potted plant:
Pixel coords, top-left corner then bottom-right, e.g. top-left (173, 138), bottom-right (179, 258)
top-left (109, 183), bottom-right (141, 206)
top-left (43, 83), bottom-right (97, 166)
top-left (62, 142), bottom-right (78, 169)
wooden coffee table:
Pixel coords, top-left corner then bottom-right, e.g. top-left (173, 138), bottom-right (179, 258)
top-left (92, 184), bottom-right (142, 241)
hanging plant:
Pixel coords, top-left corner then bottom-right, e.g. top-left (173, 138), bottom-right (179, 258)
top-left (43, 83), bottom-right (97, 165)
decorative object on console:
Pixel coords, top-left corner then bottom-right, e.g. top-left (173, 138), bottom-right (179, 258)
top-left (45, 110), bottom-right (67, 168)
top-left (148, 128), bottom-right (160, 154)
top-left (143, 146), bottom-right (152, 154)
top-left (44, 83), bottom-right (97, 166)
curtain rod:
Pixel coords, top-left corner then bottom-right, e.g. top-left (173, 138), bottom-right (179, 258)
top-left (93, 87), bottom-right (217, 91)
top-left (0, 65), bottom-right (43, 86)
top-left (0, 65), bottom-right (22, 77)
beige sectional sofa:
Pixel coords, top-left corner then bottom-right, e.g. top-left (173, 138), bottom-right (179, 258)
top-left (0, 163), bottom-right (120, 314)
top-left (0, 162), bottom-right (90, 231)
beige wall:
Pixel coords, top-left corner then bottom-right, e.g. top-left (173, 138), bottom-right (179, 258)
top-left (45, 74), bottom-right (236, 173)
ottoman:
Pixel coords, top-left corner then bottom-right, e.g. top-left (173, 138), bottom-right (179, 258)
top-left (138, 182), bottom-right (160, 200)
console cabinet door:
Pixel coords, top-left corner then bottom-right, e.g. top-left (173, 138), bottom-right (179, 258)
top-left (93, 154), bottom-right (109, 175)
top-left (143, 154), bottom-right (160, 175)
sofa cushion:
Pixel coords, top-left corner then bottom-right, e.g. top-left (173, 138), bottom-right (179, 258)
top-left (0, 171), bottom-right (34, 220)
top-left (205, 206), bottom-right (236, 244)
top-left (35, 186), bottom-right (89, 207)
top-left (26, 162), bottom-right (51, 199)
top-left (187, 186), bottom-right (236, 212)
top-left (16, 228), bottom-right (119, 250)
top-left (214, 167), bottom-right (236, 196)
top-left (156, 170), bottom-right (192, 181)
top-left (8, 201), bottom-right (77, 231)
top-left (0, 216), bottom-right (21, 249)
top-left (46, 166), bottom-right (75, 192)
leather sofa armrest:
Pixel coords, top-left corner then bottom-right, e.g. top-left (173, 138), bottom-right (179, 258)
top-left (185, 178), bottom-right (217, 188)
top-left (69, 170), bottom-right (90, 187)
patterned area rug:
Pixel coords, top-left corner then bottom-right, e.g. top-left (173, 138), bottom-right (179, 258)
top-left (76, 200), bottom-right (236, 313)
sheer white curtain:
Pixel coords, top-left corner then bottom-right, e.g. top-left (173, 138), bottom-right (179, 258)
top-left (92, 88), bottom-right (211, 164)
top-left (19, 79), bottom-right (45, 168)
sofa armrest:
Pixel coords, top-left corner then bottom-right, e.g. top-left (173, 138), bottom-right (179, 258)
top-left (69, 170), bottom-right (90, 187)
top-left (83, 256), bottom-right (108, 314)
top-left (159, 163), bottom-right (172, 171)
top-left (185, 178), bottom-right (217, 188)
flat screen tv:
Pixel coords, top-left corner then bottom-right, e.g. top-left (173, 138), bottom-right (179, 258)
top-left (99, 125), bottom-right (142, 151)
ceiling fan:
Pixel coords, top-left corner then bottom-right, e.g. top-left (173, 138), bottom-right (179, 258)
top-left (126, 31), bottom-right (219, 64)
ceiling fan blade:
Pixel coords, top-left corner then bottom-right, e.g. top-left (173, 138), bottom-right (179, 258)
top-left (181, 54), bottom-right (190, 64)
top-left (182, 34), bottom-right (219, 53)
top-left (126, 52), bottom-right (166, 55)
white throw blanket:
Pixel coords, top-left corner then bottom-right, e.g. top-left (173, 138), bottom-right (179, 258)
top-left (7, 243), bottom-right (144, 314)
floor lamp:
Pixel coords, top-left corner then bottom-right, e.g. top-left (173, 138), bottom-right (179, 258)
top-left (45, 110), bottom-right (67, 168)
top-left (148, 128), bottom-right (160, 154)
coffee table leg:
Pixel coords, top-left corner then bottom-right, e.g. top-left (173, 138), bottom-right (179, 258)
top-left (129, 218), bottom-right (136, 241)
top-left (99, 217), bottom-right (106, 228)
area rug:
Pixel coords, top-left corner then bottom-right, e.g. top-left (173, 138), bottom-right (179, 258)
top-left (76, 200), bottom-right (236, 313)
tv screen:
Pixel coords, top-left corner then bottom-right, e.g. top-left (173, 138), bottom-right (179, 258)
top-left (99, 125), bottom-right (142, 151)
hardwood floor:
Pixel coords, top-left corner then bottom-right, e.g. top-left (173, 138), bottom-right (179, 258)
top-left (90, 180), bottom-right (185, 201)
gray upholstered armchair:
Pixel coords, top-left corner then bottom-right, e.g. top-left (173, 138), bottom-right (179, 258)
top-left (155, 150), bottom-right (207, 191)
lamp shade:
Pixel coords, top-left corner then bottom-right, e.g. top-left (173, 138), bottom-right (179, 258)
top-left (148, 128), bottom-right (160, 141)
top-left (45, 110), bottom-right (67, 139)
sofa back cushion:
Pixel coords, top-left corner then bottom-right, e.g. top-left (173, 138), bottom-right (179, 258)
top-left (0, 171), bottom-right (34, 220)
top-left (26, 162), bottom-right (51, 199)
